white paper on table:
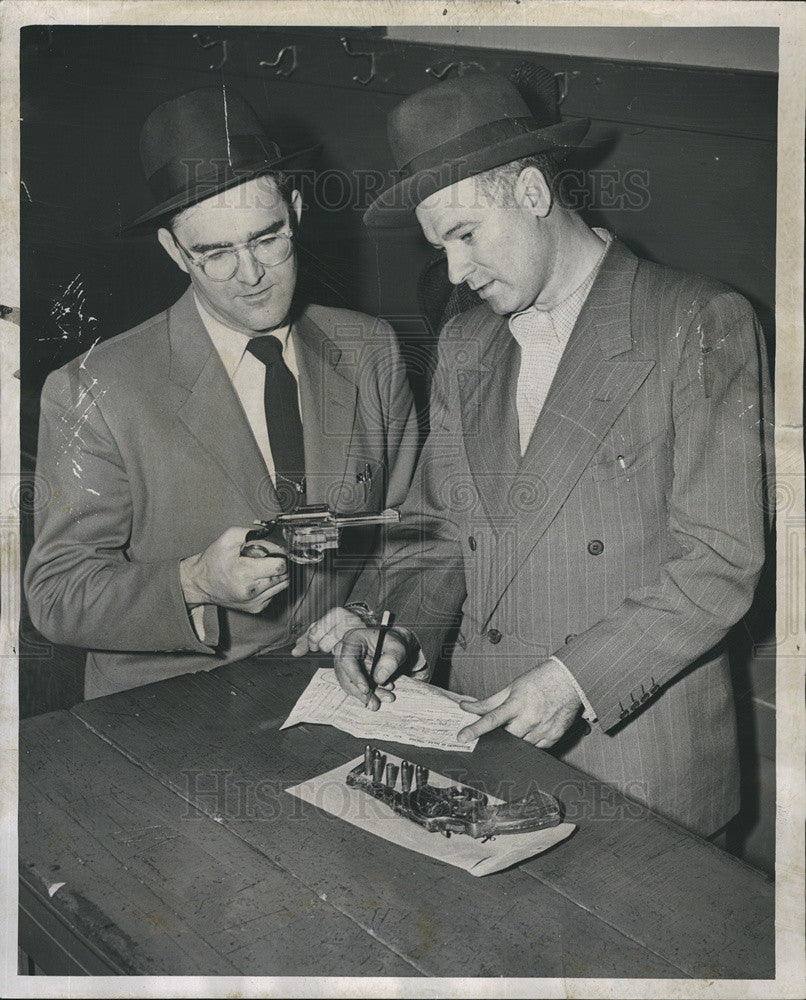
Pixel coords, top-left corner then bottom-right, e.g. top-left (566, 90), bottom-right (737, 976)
top-left (286, 754), bottom-right (576, 877)
top-left (282, 667), bottom-right (480, 752)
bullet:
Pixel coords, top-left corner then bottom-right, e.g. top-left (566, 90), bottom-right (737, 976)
top-left (385, 763), bottom-right (399, 788)
top-left (415, 765), bottom-right (429, 789)
top-left (363, 745), bottom-right (373, 776)
top-left (401, 761), bottom-right (413, 793)
top-left (372, 752), bottom-right (386, 783)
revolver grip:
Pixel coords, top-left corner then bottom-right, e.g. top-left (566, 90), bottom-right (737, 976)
top-left (240, 523), bottom-right (285, 559)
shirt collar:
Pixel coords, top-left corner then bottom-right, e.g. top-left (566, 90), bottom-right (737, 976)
top-left (193, 293), bottom-right (292, 379)
top-left (508, 228), bottom-right (613, 341)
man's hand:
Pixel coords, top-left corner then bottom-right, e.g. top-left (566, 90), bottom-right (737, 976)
top-left (291, 606), bottom-right (366, 656)
top-left (458, 659), bottom-right (583, 747)
top-left (180, 527), bottom-right (289, 614)
top-left (333, 626), bottom-right (412, 711)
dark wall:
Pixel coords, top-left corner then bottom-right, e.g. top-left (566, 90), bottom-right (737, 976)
top-left (21, 26), bottom-right (777, 409)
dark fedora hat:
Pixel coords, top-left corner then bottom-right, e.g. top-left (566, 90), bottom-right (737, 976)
top-left (124, 88), bottom-right (320, 232)
top-left (364, 72), bottom-right (590, 228)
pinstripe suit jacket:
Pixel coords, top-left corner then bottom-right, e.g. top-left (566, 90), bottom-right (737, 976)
top-left (353, 238), bottom-right (773, 836)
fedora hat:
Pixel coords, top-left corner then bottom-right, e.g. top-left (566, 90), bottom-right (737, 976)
top-left (364, 72), bottom-right (590, 227)
top-left (124, 88), bottom-right (320, 232)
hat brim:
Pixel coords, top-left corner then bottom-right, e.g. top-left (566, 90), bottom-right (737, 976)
top-left (364, 118), bottom-right (590, 228)
top-left (121, 144), bottom-right (321, 235)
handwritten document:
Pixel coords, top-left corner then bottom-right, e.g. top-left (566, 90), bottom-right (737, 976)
top-left (281, 667), bottom-right (479, 752)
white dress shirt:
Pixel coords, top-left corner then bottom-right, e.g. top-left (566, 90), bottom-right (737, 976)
top-left (509, 228), bottom-right (612, 454)
top-left (194, 294), bottom-right (300, 485)
top-left (507, 229), bottom-right (612, 723)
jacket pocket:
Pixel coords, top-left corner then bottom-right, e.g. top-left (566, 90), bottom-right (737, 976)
top-left (587, 432), bottom-right (667, 483)
top-left (317, 458), bottom-right (385, 513)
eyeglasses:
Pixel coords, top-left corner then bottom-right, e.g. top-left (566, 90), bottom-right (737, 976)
top-left (172, 230), bottom-right (294, 281)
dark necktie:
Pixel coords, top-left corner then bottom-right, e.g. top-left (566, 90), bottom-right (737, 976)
top-left (245, 334), bottom-right (306, 511)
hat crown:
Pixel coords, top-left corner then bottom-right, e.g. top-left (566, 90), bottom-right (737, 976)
top-left (124, 87), bottom-right (321, 232)
top-left (139, 88), bottom-right (277, 183)
top-left (364, 69), bottom-right (590, 226)
top-left (388, 73), bottom-right (534, 169)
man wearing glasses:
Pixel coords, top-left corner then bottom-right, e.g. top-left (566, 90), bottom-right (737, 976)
top-left (25, 88), bottom-right (419, 698)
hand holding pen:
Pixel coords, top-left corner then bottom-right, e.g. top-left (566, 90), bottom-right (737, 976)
top-left (334, 610), bottom-right (410, 711)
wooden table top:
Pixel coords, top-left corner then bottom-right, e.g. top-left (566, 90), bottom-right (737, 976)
top-left (18, 653), bottom-right (775, 978)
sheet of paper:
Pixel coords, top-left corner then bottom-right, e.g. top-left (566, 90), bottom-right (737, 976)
top-left (281, 667), bottom-right (479, 751)
top-left (286, 754), bottom-right (576, 877)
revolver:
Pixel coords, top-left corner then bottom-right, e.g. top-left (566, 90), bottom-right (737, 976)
top-left (240, 504), bottom-right (401, 564)
top-left (347, 747), bottom-right (562, 840)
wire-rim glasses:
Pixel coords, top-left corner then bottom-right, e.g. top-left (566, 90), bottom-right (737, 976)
top-left (172, 230), bottom-right (294, 281)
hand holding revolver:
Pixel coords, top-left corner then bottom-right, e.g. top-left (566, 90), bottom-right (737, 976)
top-left (180, 527), bottom-right (289, 614)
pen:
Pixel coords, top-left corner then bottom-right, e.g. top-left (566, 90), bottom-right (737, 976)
top-left (366, 609), bottom-right (393, 708)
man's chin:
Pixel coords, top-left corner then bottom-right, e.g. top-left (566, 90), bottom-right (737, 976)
top-left (483, 295), bottom-right (510, 316)
top-left (240, 302), bottom-right (292, 333)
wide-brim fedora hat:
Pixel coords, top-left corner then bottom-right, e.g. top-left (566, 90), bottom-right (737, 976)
top-left (364, 72), bottom-right (590, 228)
top-left (123, 88), bottom-right (320, 233)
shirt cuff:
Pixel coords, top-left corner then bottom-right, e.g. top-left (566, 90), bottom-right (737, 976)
top-left (410, 648), bottom-right (429, 677)
top-left (548, 655), bottom-right (598, 723)
top-left (345, 604), bottom-right (429, 679)
top-left (390, 626), bottom-right (429, 680)
top-left (189, 603), bottom-right (220, 648)
top-left (190, 604), bottom-right (206, 642)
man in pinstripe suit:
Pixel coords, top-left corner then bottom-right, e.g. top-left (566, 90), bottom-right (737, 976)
top-left (295, 74), bottom-right (773, 836)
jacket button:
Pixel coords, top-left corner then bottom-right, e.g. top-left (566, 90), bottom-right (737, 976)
top-left (468, 536), bottom-right (477, 551)
top-left (487, 628), bottom-right (503, 644)
top-left (587, 539), bottom-right (604, 555)
top-left (565, 633), bottom-right (577, 644)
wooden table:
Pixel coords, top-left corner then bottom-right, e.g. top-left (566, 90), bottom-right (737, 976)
top-left (18, 653), bottom-right (775, 978)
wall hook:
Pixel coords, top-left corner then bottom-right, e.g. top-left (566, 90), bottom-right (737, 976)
top-left (340, 36), bottom-right (376, 85)
top-left (425, 60), bottom-right (484, 80)
top-left (260, 45), bottom-right (298, 78)
top-left (193, 32), bottom-right (228, 71)
top-left (554, 70), bottom-right (580, 106)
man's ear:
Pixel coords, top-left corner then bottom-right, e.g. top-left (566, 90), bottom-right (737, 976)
top-left (515, 167), bottom-right (552, 219)
top-left (290, 189), bottom-right (303, 226)
top-left (157, 227), bottom-right (189, 274)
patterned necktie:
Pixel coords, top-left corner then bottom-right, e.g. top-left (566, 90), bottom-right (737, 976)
top-left (245, 334), bottom-right (306, 511)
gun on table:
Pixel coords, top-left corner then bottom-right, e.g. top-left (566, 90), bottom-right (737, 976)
top-left (347, 747), bottom-right (563, 840)
top-left (240, 504), bottom-right (401, 564)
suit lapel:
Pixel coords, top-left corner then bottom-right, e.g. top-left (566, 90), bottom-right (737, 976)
top-left (168, 289), bottom-right (282, 519)
top-left (480, 241), bottom-right (656, 616)
top-left (287, 309), bottom-right (361, 622)
top-left (292, 308), bottom-right (358, 506)
top-left (457, 311), bottom-right (522, 527)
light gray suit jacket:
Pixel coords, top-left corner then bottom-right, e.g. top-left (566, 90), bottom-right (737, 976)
top-left (352, 239), bottom-right (773, 836)
top-left (26, 288), bottom-right (419, 698)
